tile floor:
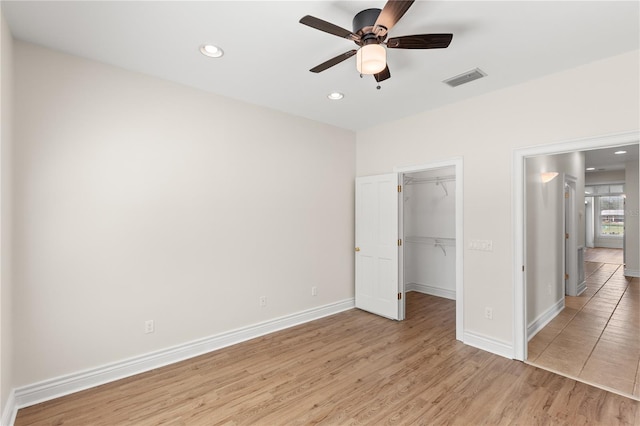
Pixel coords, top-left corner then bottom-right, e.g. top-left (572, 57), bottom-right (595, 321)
top-left (527, 248), bottom-right (640, 399)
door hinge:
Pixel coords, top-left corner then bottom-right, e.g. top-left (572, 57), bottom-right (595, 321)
top-left (355, 247), bottom-right (360, 252)
top-left (398, 293), bottom-right (402, 300)
top-left (565, 233), bottom-right (569, 239)
top-left (522, 265), bottom-right (525, 272)
top-left (398, 185), bottom-right (402, 193)
top-left (565, 273), bottom-right (569, 280)
top-left (398, 239), bottom-right (402, 246)
top-left (565, 192), bottom-right (569, 199)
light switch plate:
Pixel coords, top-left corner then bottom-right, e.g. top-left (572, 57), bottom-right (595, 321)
top-left (469, 239), bottom-right (493, 252)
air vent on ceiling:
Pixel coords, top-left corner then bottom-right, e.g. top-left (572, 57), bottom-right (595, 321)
top-left (443, 68), bottom-right (487, 87)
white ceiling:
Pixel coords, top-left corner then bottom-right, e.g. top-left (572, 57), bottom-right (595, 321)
top-left (2, 1), bottom-right (639, 132)
top-left (584, 144), bottom-right (639, 172)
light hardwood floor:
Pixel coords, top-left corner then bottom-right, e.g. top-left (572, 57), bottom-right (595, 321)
top-left (528, 248), bottom-right (640, 400)
top-left (16, 292), bottom-right (639, 425)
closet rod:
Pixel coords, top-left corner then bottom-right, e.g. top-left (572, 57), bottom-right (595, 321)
top-left (403, 174), bottom-right (455, 185)
top-left (405, 236), bottom-right (456, 246)
top-left (435, 241), bottom-right (448, 256)
top-left (405, 236), bottom-right (454, 256)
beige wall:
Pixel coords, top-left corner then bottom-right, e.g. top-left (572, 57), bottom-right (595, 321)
top-left (13, 41), bottom-right (356, 386)
top-left (356, 50), bottom-right (640, 346)
top-left (625, 160), bottom-right (640, 276)
top-left (0, 8), bottom-right (15, 415)
top-left (525, 152), bottom-right (585, 326)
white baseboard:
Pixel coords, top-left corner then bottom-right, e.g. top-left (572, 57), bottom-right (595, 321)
top-left (593, 240), bottom-right (623, 249)
top-left (576, 280), bottom-right (587, 296)
top-left (527, 298), bottom-right (564, 340)
top-left (10, 298), bottom-right (355, 418)
top-left (1, 389), bottom-right (16, 426)
top-left (624, 268), bottom-right (640, 278)
top-left (406, 282), bottom-right (455, 300)
top-left (463, 331), bottom-right (513, 359)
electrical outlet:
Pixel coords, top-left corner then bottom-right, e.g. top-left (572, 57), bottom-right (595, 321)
top-left (484, 307), bottom-right (493, 320)
top-left (259, 296), bottom-right (267, 307)
top-left (144, 320), bottom-right (154, 334)
top-left (311, 286), bottom-right (318, 296)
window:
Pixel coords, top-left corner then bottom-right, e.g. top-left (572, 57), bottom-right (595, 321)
top-left (597, 195), bottom-right (624, 237)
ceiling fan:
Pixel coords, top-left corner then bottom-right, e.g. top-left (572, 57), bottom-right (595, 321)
top-left (299, 0), bottom-right (453, 84)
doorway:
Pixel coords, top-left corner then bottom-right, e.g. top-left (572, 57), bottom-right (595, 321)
top-left (354, 158), bottom-right (464, 341)
top-left (401, 167), bottom-right (457, 312)
top-left (397, 158), bottom-right (463, 342)
top-left (513, 131), bottom-right (639, 362)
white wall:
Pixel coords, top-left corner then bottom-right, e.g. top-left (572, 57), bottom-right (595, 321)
top-left (525, 152), bottom-right (584, 326)
top-left (13, 41), bottom-right (356, 387)
top-left (586, 169), bottom-right (625, 185)
top-left (0, 7), bottom-right (15, 416)
top-left (357, 50), bottom-right (640, 347)
top-left (404, 167), bottom-right (456, 299)
top-left (625, 160), bottom-right (640, 276)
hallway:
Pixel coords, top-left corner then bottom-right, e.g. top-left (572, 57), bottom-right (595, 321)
top-left (527, 248), bottom-right (640, 399)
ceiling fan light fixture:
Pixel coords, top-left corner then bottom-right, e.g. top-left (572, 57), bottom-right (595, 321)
top-left (356, 44), bottom-right (386, 75)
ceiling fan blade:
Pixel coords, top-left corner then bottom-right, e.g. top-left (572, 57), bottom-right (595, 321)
top-left (372, 0), bottom-right (415, 37)
top-left (310, 50), bottom-right (358, 73)
top-left (374, 65), bottom-right (391, 83)
top-left (387, 33), bottom-right (453, 49)
top-left (300, 15), bottom-right (360, 42)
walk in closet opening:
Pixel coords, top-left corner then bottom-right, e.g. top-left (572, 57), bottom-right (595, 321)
top-left (402, 166), bottom-right (457, 306)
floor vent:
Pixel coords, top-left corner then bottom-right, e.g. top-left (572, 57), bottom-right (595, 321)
top-left (443, 68), bottom-right (487, 87)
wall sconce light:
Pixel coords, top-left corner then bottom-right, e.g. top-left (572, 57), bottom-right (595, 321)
top-left (540, 172), bottom-right (559, 183)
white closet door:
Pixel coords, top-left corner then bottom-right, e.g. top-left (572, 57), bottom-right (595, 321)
top-left (355, 173), bottom-right (400, 320)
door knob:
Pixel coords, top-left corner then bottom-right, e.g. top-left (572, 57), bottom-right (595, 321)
top-left (355, 247), bottom-right (360, 252)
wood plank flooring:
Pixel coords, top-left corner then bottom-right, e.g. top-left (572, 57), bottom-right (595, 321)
top-left (528, 248), bottom-right (640, 400)
top-left (16, 292), bottom-right (639, 425)
top-left (583, 247), bottom-right (624, 264)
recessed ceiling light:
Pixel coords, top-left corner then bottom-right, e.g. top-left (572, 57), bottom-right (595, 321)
top-left (614, 150), bottom-right (627, 155)
top-left (327, 92), bottom-right (344, 100)
top-left (200, 44), bottom-right (224, 58)
top-left (586, 167), bottom-right (595, 171)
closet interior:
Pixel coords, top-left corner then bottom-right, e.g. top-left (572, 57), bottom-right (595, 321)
top-left (403, 167), bottom-right (457, 301)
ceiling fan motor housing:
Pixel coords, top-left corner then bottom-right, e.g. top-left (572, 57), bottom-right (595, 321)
top-left (353, 8), bottom-right (385, 44)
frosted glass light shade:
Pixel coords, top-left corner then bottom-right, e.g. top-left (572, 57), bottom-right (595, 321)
top-left (356, 44), bottom-right (386, 75)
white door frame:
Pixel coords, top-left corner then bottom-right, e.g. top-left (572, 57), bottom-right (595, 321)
top-left (563, 174), bottom-right (578, 296)
top-left (513, 131), bottom-right (639, 361)
top-left (395, 157), bottom-right (464, 341)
